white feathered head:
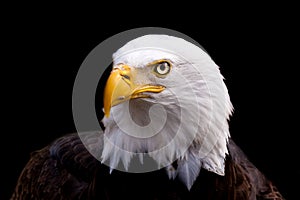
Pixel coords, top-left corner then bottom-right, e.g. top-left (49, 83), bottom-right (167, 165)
top-left (101, 34), bottom-right (233, 189)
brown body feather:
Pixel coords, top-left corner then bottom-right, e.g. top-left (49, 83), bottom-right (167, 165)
top-left (11, 134), bottom-right (284, 200)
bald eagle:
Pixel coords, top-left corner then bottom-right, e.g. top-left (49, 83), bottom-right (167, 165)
top-left (11, 35), bottom-right (284, 200)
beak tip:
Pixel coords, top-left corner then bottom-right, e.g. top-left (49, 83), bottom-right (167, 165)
top-left (103, 107), bottom-right (110, 118)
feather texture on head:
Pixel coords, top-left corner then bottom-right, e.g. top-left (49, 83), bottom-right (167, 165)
top-left (101, 34), bottom-right (233, 189)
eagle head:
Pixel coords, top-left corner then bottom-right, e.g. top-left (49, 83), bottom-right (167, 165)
top-left (100, 34), bottom-right (233, 189)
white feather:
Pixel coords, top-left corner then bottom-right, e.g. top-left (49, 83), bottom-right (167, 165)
top-left (99, 34), bottom-right (233, 189)
top-left (165, 165), bottom-right (176, 180)
top-left (176, 150), bottom-right (202, 190)
top-left (138, 153), bottom-right (144, 164)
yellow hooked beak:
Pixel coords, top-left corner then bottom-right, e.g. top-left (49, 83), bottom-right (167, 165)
top-left (103, 64), bottom-right (165, 117)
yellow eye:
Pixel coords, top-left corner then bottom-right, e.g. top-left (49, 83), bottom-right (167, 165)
top-left (153, 61), bottom-right (171, 76)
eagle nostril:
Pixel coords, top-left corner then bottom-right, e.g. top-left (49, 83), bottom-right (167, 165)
top-left (121, 74), bottom-right (130, 80)
top-left (117, 96), bottom-right (125, 100)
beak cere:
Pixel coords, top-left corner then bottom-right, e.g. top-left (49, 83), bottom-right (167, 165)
top-left (103, 64), bottom-right (165, 118)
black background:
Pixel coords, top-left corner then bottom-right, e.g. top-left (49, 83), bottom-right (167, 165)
top-left (2, 4), bottom-right (298, 199)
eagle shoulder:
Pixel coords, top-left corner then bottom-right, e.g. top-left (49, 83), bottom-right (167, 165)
top-left (10, 133), bottom-right (99, 200)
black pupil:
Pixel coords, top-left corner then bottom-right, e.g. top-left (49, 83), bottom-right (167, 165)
top-left (159, 63), bottom-right (166, 71)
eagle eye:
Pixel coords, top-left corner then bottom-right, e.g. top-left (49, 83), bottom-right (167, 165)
top-left (153, 61), bottom-right (171, 77)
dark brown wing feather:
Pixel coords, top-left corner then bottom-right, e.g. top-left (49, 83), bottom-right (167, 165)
top-left (209, 139), bottom-right (285, 200)
top-left (11, 133), bottom-right (285, 200)
top-left (10, 133), bottom-right (100, 200)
